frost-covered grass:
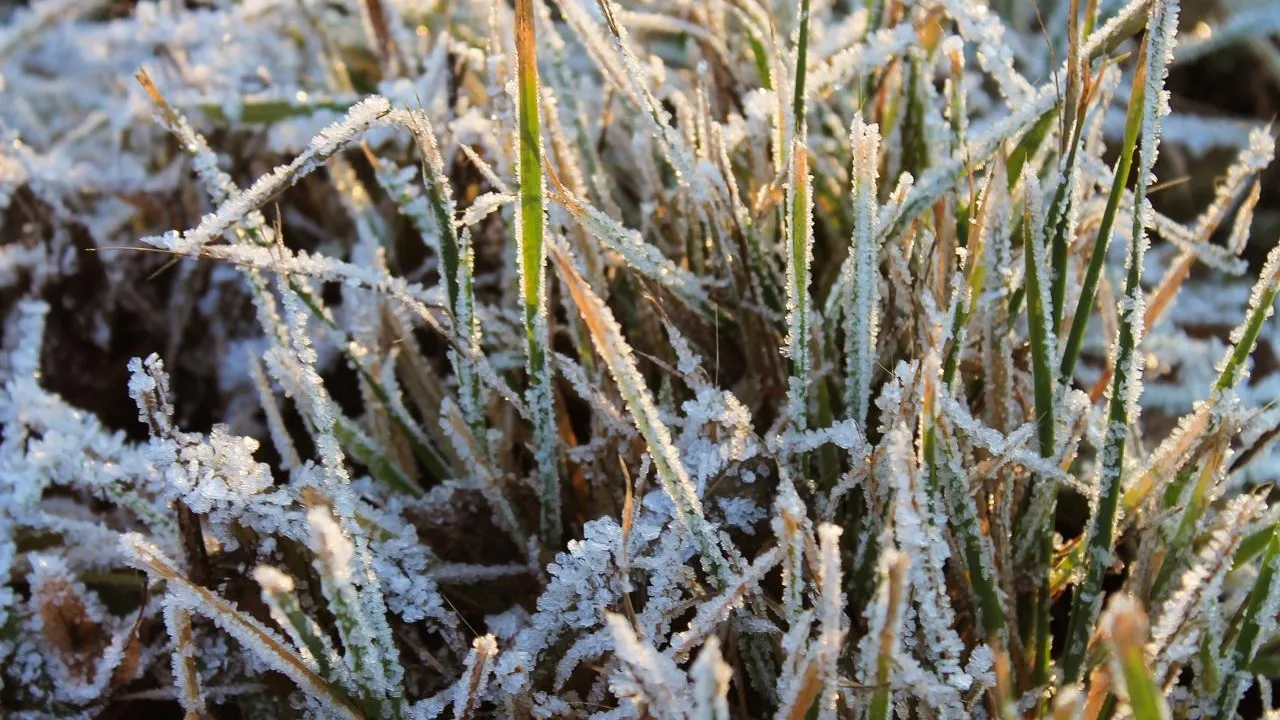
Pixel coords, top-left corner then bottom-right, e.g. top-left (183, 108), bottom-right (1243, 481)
top-left (5, 0), bottom-right (1280, 718)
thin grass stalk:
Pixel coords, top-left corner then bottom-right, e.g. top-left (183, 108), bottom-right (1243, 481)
top-left (1214, 242), bottom-right (1280, 394)
top-left (941, 431), bottom-right (1007, 644)
top-left (292, 284), bottom-right (445, 485)
top-left (330, 415), bottom-right (420, 496)
top-left (515, 0), bottom-right (560, 548)
top-left (1059, 50), bottom-right (1147, 385)
top-left (274, 285), bottom-right (430, 496)
top-left (545, 180), bottom-right (709, 311)
top-left (1022, 171), bottom-right (1057, 463)
top-left (1060, 169), bottom-right (1139, 677)
top-left (453, 635), bottom-right (497, 720)
top-left (392, 119), bottom-right (486, 439)
top-left (1049, 15), bottom-right (1090, 332)
top-left (1048, 134), bottom-right (1083, 332)
top-left (943, 157), bottom-right (995, 388)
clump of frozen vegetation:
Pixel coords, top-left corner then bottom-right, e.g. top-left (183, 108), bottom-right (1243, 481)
top-left (4, 0), bottom-right (1280, 717)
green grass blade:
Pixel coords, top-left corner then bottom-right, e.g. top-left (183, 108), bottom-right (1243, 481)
top-left (1062, 0), bottom-right (1175, 676)
top-left (1214, 242), bottom-right (1280, 394)
top-left (1234, 523), bottom-right (1278, 570)
top-left (792, 0), bottom-right (810, 132)
top-left (938, 428), bottom-right (1007, 644)
top-left (1150, 438), bottom-right (1227, 600)
top-left (1006, 110), bottom-right (1056, 193)
top-left (516, 0), bottom-right (560, 548)
top-left (290, 284), bottom-right (444, 489)
top-left (1020, 168), bottom-right (1059, 691)
top-left (1022, 170), bottom-right (1056, 463)
top-left (1059, 50), bottom-right (1146, 385)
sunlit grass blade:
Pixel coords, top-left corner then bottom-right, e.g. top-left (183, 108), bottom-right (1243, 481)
top-left (549, 240), bottom-right (730, 586)
top-left (786, 138), bottom-right (814, 429)
top-left (546, 179), bottom-right (709, 311)
top-left (1117, 240), bottom-right (1280, 518)
top-left (1148, 435), bottom-right (1228, 600)
top-left (516, 0), bottom-right (560, 548)
top-left (453, 635), bottom-right (498, 720)
top-left (1214, 241), bottom-right (1280, 394)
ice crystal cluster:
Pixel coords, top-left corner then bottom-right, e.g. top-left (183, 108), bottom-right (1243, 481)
top-left (4, 0), bottom-right (1280, 717)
